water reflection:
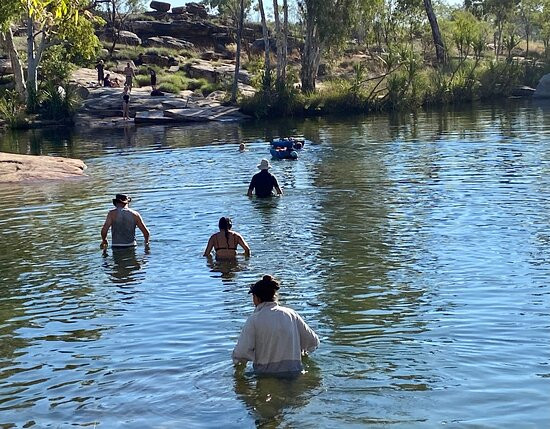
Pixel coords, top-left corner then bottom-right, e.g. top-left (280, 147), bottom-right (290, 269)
top-left (234, 359), bottom-right (322, 428)
top-left (206, 255), bottom-right (249, 282)
top-left (102, 246), bottom-right (148, 285)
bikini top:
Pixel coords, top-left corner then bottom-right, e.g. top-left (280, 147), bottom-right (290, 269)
top-left (215, 232), bottom-right (237, 251)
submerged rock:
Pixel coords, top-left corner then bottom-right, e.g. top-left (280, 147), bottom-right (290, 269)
top-left (0, 152), bottom-right (87, 183)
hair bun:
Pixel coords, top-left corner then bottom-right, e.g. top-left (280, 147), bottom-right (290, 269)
top-left (262, 275), bottom-right (280, 290)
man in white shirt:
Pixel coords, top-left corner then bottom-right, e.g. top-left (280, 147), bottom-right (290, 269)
top-left (232, 275), bottom-right (320, 374)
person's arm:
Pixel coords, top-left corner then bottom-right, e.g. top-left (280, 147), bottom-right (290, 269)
top-left (232, 317), bottom-right (255, 365)
top-left (203, 235), bottom-right (215, 256)
top-left (273, 176), bottom-right (283, 195)
top-left (247, 177), bottom-right (255, 197)
top-left (135, 212), bottom-right (150, 244)
top-left (296, 313), bottom-right (320, 353)
top-left (100, 211), bottom-right (113, 248)
top-left (236, 233), bottom-right (250, 257)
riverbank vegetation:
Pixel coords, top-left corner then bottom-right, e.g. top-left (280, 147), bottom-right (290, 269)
top-left (1, 0), bottom-right (550, 126)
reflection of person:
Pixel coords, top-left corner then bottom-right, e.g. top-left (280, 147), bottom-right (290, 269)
top-left (247, 159), bottom-right (283, 198)
top-left (101, 194), bottom-right (150, 248)
top-left (122, 85), bottom-right (130, 120)
top-left (204, 217), bottom-right (250, 259)
top-left (124, 62), bottom-right (135, 91)
top-left (233, 275), bottom-right (320, 374)
top-left (96, 60), bottom-right (104, 86)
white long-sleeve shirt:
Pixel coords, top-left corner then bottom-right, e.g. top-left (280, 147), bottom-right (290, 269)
top-left (232, 301), bottom-right (320, 373)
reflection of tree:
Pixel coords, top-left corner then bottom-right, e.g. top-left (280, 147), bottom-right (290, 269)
top-left (233, 358), bottom-right (322, 428)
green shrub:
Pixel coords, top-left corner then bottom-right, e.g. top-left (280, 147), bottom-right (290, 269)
top-left (0, 90), bottom-right (27, 128)
top-left (158, 82), bottom-right (180, 93)
top-left (135, 75), bottom-right (151, 87)
top-left (40, 82), bottom-right (81, 120)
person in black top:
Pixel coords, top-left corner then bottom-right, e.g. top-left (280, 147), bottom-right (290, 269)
top-left (148, 68), bottom-right (157, 90)
top-left (122, 85), bottom-right (130, 119)
top-left (96, 60), bottom-right (104, 86)
top-left (247, 159), bottom-right (283, 198)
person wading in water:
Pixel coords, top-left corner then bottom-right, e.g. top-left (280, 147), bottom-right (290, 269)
top-left (101, 194), bottom-right (150, 248)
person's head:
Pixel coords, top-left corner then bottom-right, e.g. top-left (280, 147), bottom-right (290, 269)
top-left (105, 73), bottom-right (110, 78)
top-left (249, 275), bottom-right (280, 305)
top-left (112, 193), bottom-right (131, 207)
top-left (257, 159), bottom-right (271, 170)
top-left (127, 62), bottom-right (131, 67)
top-left (123, 85), bottom-right (129, 93)
top-left (239, 143), bottom-right (245, 151)
top-left (218, 216), bottom-right (232, 231)
top-left (99, 60), bottom-right (104, 65)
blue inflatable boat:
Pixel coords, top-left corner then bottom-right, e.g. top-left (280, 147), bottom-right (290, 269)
top-left (270, 138), bottom-right (305, 159)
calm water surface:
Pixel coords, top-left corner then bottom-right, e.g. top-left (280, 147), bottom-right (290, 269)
top-left (1, 103), bottom-right (549, 428)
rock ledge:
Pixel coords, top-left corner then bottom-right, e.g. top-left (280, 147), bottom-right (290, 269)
top-left (0, 152), bottom-right (87, 183)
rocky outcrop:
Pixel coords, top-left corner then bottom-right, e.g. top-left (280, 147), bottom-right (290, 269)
top-left (185, 2), bottom-right (208, 19)
top-left (185, 60), bottom-right (251, 84)
top-left (534, 74), bottom-right (550, 98)
top-left (0, 152), bottom-right (87, 183)
top-left (100, 30), bottom-right (142, 46)
top-left (163, 106), bottom-right (250, 122)
top-left (143, 36), bottom-right (195, 50)
top-left (150, 1), bottom-right (171, 12)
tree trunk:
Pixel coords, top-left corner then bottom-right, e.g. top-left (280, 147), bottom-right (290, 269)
top-left (301, 4), bottom-right (321, 93)
top-left (423, 0), bottom-right (445, 64)
top-left (282, 0), bottom-right (288, 82)
top-left (231, 0), bottom-right (245, 103)
top-left (257, 0), bottom-right (271, 90)
top-left (272, 0), bottom-right (283, 84)
top-left (26, 16), bottom-right (37, 106)
top-left (0, 28), bottom-right (26, 100)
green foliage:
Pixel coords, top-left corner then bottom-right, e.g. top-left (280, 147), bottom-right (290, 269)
top-left (39, 82), bottom-right (81, 120)
top-left (40, 45), bottom-right (74, 83)
top-left (0, 89), bottom-right (27, 128)
top-left (135, 74), bottom-right (151, 87)
top-left (158, 82), bottom-right (180, 93)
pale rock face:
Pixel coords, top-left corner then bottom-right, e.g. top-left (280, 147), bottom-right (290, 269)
top-left (534, 74), bottom-right (550, 98)
top-left (0, 152), bottom-right (87, 183)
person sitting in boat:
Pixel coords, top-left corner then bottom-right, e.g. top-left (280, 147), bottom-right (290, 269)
top-left (204, 217), bottom-right (250, 259)
top-left (247, 159), bottom-right (283, 198)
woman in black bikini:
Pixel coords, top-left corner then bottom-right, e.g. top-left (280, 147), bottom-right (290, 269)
top-left (204, 217), bottom-right (250, 259)
top-left (122, 85), bottom-right (130, 120)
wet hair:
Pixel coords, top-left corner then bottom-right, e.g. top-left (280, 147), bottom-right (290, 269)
top-left (250, 275), bottom-right (280, 302)
top-left (218, 216), bottom-right (232, 242)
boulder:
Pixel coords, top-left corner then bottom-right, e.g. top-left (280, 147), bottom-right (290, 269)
top-left (186, 2), bottom-right (208, 19)
top-left (251, 38), bottom-right (276, 54)
top-left (186, 62), bottom-right (218, 82)
top-left (0, 152), bottom-right (87, 183)
top-left (534, 74), bottom-right (550, 98)
top-left (132, 20), bottom-right (228, 40)
top-left (164, 105), bottom-right (250, 122)
top-left (171, 6), bottom-right (186, 14)
top-left (100, 29), bottom-right (141, 46)
top-left (142, 52), bottom-right (177, 67)
top-left (143, 36), bottom-right (195, 50)
top-left (149, 1), bottom-right (171, 12)
top-left (0, 58), bottom-right (13, 75)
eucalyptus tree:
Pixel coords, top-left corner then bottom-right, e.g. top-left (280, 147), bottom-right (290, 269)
top-left (518, 0), bottom-right (541, 58)
top-left (483, 0), bottom-right (519, 58)
top-left (96, 0), bottom-right (145, 56)
top-left (0, 0), bottom-right (101, 105)
top-left (272, 0), bottom-right (289, 85)
top-left (299, 0), bottom-right (378, 93)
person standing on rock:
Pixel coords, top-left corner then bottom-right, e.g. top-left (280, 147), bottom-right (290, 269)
top-left (101, 194), bottom-right (150, 248)
top-left (124, 62), bottom-right (135, 92)
top-left (247, 159), bottom-right (283, 198)
top-left (122, 85), bottom-right (130, 120)
top-left (96, 60), bottom-right (104, 86)
top-left (148, 68), bottom-right (157, 91)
